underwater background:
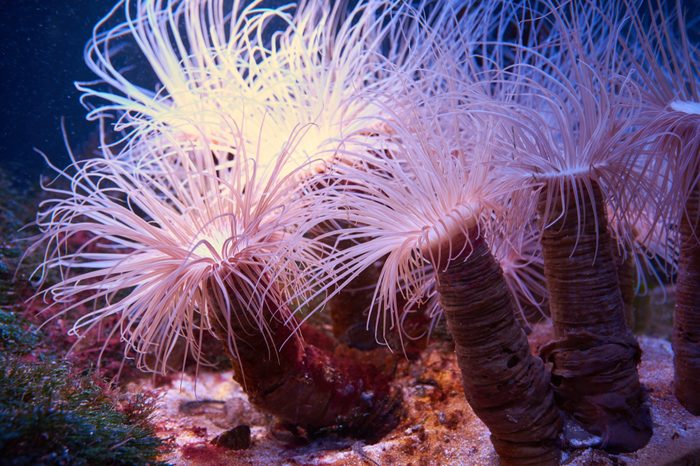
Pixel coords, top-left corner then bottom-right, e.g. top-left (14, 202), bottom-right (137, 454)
top-left (0, 0), bottom-right (698, 190)
top-left (0, 1), bottom-right (109, 188)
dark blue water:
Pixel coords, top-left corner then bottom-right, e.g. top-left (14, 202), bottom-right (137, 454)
top-left (0, 1), bottom-right (114, 188)
top-left (0, 0), bottom-right (299, 189)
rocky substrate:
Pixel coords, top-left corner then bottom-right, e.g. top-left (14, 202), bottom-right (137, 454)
top-left (131, 333), bottom-right (700, 465)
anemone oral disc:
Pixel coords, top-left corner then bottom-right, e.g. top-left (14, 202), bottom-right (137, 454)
top-left (670, 100), bottom-right (700, 116)
top-left (420, 203), bottom-right (479, 263)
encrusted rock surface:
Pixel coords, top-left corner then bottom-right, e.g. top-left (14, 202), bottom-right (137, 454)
top-left (132, 334), bottom-right (700, 465)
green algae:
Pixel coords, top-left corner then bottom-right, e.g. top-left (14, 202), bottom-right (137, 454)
top-left (0, 310), bottom-right (40, 354)
top-left (0, 303), bottom-right (167, 466)
top-left (0, 170), bottom-right (168, 466)
top-left (0, 356), bottom-right (166, 465)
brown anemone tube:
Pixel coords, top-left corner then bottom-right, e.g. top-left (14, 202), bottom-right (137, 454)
top-left (326, 255), bottom-right (385, 350)
top-left (428, 228), bottom-right (562, 465)
top-left (326, 268), bottom-right (430, 357)
top-left (673, 176), bottom-right (700, 415)
top-left (613, 244), bottom-right (637, 329)
top-left (538, 179), bottom-right (652, 452)
top-left (306, 215), bottom-right (386, 350)
top-left (211, 277), bottom-right (402, 442)
top-left (326, 264), bottom-right (431, 357)
top-left (317, 219), bottom-right (429, 356)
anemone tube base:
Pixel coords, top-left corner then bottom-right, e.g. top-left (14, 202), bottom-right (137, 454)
top-left (431, 230), bottom-right (562, 465)
top-left (538, 179), bottom-right (652, 452)
top-left (213, 286), bottom-right (402, 442)
top-left (674, 177), bottom-right (700, 415)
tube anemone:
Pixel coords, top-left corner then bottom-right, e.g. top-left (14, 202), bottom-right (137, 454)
top-left (434, 230), bottom-right (560, 465)
top-left (76, 0), bottom-right (446, 353)
top-left (462, 0), bottom-right (667, 451)
top-left (620, 0), bottom-right (700, 414)
top-left (536, 178), bottom-right (651, 452)
top-left (35, 0), bottom-right (464, 440)
top-left (307, 105), bottom-right (562, 464)
top-left (32, 128), bottom-right (401, 440)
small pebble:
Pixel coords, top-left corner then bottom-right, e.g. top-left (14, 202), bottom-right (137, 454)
top-left (212, 425), bottom-right (251, 450)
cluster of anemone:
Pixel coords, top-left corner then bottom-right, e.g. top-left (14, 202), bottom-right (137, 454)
top-left (32, 0), bottom-right (698, 465)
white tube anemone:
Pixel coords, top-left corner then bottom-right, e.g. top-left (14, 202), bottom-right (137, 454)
top-left (429, 1), bottom-right (669, 266)
top-left (32, 127), bottom-right (330, 375)
top-left (77, 0), bottom-right (438, 182)
top-left (617, 0), bottom-right (699, 255)
top-left (504, 63), bottom-right (654, 239)
top-left (450, 0), bottom-right (674, 278)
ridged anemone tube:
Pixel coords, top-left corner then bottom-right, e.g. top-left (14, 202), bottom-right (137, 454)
top-left (33, 0), bottom-right (429, 440)
top-left (77, 0), bottom-right (439, 347)
top-left (305, 100), bottom-right (563, 464)
top-left (33, 129), bottom-right (401, 440)
top-left (484, 0), bottom-right (664, 452)
top-left (621, 0), bottom-right (700, 415)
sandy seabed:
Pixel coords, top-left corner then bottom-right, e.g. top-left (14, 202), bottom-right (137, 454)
top-left (131, 333), bottom-right (700, 465)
